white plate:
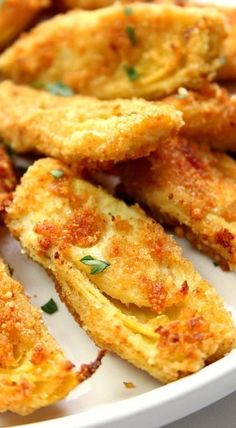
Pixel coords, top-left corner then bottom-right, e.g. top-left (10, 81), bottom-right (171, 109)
top-left (0, 228), bottom-right (235, 428)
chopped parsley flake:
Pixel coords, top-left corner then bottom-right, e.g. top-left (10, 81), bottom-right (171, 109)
top-left (176, 87), bottom-right (189, 99)
top-left (124, 65), bottom-right (139, 81)
top-left (51, 169), bottom-right (64, 179)
top-left (41, 298), bottom-right (58, 314)
top-left (218, 56), bottom-right (227, 66)
top-left (45, 82), bottom-right (75, 97)
top-left (80, 255), bottom-right (110, 275)
top-left (213, 261), bottom-right (219, 267)
top-left (126, 26), bottom-right (137, 46)
top-left (124, 6), bottom-right (133, 16)
top-left (32, 81), bottom-right (74, 97)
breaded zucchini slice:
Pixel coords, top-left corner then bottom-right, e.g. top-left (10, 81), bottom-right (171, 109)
top-left (0, 81), bottom-right (183, 166)
top-left (0, 3), bottom-right (226, 99)
top-left (0, 257), bottom-right (104, 415)
top-left (6, 158), bottom-right (236, 383)
top-left (163, 84), bottom-right (236, 152)
top-left (0, 0), bottom-right (50, 51)
top-left (0, 145), bottom-right (16, 215)
top-left (119, 138), bottom-right (236, 271)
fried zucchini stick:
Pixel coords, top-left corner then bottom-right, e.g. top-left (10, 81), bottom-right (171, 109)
top-left (0, 4), bottom-right (226, 99)
top-left (0, 0), bottom-right (50, 51)
top-left (119, 138), bottom-right (236, 271)
top-left (0, 81), bottom-right (183, 167)
top-left (163, 84), bottom-right (236, 152)
top-left (6, 158), bottom-right (236, 383)
top-left (0, 257), bottom-right (104, 415)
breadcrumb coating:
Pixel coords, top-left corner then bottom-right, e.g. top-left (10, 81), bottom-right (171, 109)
top-left (0, 145), bottom-right (16, 215)
top-left (163, 84), bottom-right (236, 152)
top-left (217, 7), bottom-right (236, 80)
top-left (0, 3), bottom-right (226, 99)
top-left (0, 81), bottom-right (183, 167)
top-left (0, 0), bottom-right (50, 51)
top-left (6, 158), bottom-right (236, 384)
top-left (119, 137), bottom-right (236, 271)
top-left (0, 256), bottom-right (104, 415)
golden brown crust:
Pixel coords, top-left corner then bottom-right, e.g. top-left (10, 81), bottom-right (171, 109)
top-left (0, 81), bottom-right (183, 166)
top-left (6, 158), bottom-right (236, 384)
top-left (217, 8), bottom-right (236, 80)
top-left (57, 0), bottom-right (115, 9)
top-left (0, 145), bottom-right (16, 216)
top-left (0, 0), bottom-right (50, 51)
top-left (0, 4), bottom-right (226, 99)
top-left (163, 84), bottom-right (236, 152)
top-left (119, 137), bottom-right (236, 271)
top-left (0, 257), bottom-right (78, 415)
top-left (0, 255), bottom-right (104, 415)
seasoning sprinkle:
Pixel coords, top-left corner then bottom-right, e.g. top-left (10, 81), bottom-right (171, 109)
top-left (51, 169), bottom-right (64, 179)
top-left (126, 26), bottom-right (137, 46)
top-left (123, 381), bottom-right (135, 389)
top-left (124, 65), bottom-right (139, 81)
top-left (80, 255), bottom-right (110, 275)
top-left (41, 298), bottom-right (58, 314)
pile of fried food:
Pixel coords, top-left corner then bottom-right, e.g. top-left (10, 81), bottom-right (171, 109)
top-left (0, 0), bottom-right (236, 417)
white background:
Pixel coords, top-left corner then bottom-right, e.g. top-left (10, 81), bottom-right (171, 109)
top-left (165, 392), bottom-right (236, 428)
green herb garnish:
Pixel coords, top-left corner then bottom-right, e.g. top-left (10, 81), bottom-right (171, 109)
top-left (80, 255), bottom-right (110, 275)
top-left (32, 81), bottom-right (74, 97)
top-left (51, 169), bottom-right (64, 179)
top-left (124, 65), bottom-right (139, 81)
top-left (41, 298), bottom-right (58, 314)
top-left (45, 82), bottom-right (74, 97)
top-left (124, 6), bottom-right (133, 16)
top-left (213, 261), bottom-right (219, 267)
top-left (218, 56), bottom-right (227, 67)
top-left (0, 0), bottom-right (5, 7)
top-left (126, 26), bottom-right (137, 46)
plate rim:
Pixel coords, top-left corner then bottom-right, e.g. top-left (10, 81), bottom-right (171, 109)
top-left (15, 349), bottom-right (236, 428)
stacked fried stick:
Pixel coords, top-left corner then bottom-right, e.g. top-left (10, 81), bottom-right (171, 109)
top-left (0, 0), bottom-right (236, 417)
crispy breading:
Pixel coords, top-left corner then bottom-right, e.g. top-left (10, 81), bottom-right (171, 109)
top-left (119, 137), bottom-right (236, 271)
top-left (163, 84), bottom-right (236, 152)
top-left (0, 4), bottom-right (226, 99)
top-left (216, 7), bottom-right (236, 80)
top-left (6, 158), bottom-right (236, 383)
top-left (0, 0), bottom-right (50, 51)
top-left (0, 81), bottom-right (183, 167)
top-left (0, 145), bottom-right (16, 215)
top-left (57, 0), bottom-right (114, 9)
top-left (0, 257), bottom-right (104, 415)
